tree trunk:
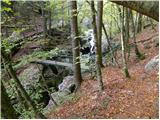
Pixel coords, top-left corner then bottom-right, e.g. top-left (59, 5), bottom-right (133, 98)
top-left (109, 5), bottom-right (113, 39)
top-left (97, 1), bottom-right (104, 67)
top-left (16, 86), bottom-right (29, 110)
top-left (41, 7), bottom-right (47, 38)
top-left (125, 8), bottom-right (130, 48)
top-left (111, 1), bottom-right (159, 21)
top-left (102, 24), bottom-right (119, 67)
top-left (70, 1), bottom-right (82, 90)
top-left (48, 8), bottom-right (52, 36)
top-left (136, 13), bottom-right (143, 33)
top-left (130, 11), bottom-right (144, 60)
top-left (91, 1), bottom-right (104, 91)
top-left (120, 7), bottom-right (130, 78)
top-left (61, 3), bottom-right (64, 28)
top-left (1, 49), bottom-right (46, 119)
top-left (125, 8), bottom-right (130, 60)
top-left (1, 82), bottom-right (19, 119)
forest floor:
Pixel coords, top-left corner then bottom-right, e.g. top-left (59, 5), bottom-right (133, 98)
top-left (46, 25), bottom-right (159, 119)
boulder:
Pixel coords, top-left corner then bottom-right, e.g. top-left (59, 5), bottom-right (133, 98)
top-left (82, 17), bottom-right (92, 28)
top-left (152, 37), bottom-right (159, 47)
top-left (19, 64), bottom-right (42, 90)
top-left (58, 76), bottom-right (76, 93)
top-left (43, 91), bottom-right (74, 113)
top-left (145, 55), bottom-right (159, 73)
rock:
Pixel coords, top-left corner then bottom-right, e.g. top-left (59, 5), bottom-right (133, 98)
top-left (43, 91), bottom-right (74, 113)
top-left (82, 17), bottom-right (92, 28)
top-left (58, 76), bottom-right (76, 93)
top-left (152, 37), bottom-right (159, 47)
top-left (144, 43), bottom-right (151, 49)
top-left (9, 31), bottom-right (22, 44)
top-left (19, 64), bottom-right (42, 90)
top-left (18, 64), bottom-right (64, 107)
top-left (145, 55), bottom-right (159, 73)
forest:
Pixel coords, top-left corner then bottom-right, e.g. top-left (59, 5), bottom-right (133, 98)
top-left (1, 0), bottom-right (159, 119)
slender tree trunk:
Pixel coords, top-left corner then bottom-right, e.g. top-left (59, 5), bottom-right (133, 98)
top-left (48, 8), bottom-right (52, 36)
top-left (16, 86), bottom-right (29, 110)
top-left (109, 5), bottom-right (113, 39)
top-left (97, 1), bottom-right (104, 67)
top-left (113, 5), bottom-right (121, 32)
top-left (61, 3), bottom-right (64, 28)
top-left (125, 8), bottom-right (130, 48)
top-left (1, 82), bottom-right (19, 119)
top-left (41, 7), bottom-right (47, 38)
top-left (130, 11), bottom-right (144, 60)
top-left (102, 24), bottom-right (119, 67)
top-left (1, 49), bottom-right (46, 119)
top-left (70, 1), bottom-right (82, 90)
top-left (136, 13), bottom-right (143, 33)
top-left (91, 1), bottom-right (104, 91)
top-left (125, 8), bottom-right (130, 60)
top-left (120, 7), bottom-right (130, 78)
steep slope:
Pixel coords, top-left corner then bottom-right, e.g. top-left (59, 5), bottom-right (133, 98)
top-left (46, 25), bottom-right (159, 119)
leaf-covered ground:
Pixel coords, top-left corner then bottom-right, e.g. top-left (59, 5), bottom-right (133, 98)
top-left (46, 25), bottom-right (159, 119)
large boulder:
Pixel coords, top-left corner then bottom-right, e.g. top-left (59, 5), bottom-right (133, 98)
top-left (145, 55), bottom-right (159, 74)
top-left (43, 91), bottom-right (74, 113)
top-left (58, 76), bottom-right (76, 93)
top-left (19, 64), bottom-right (42, 90)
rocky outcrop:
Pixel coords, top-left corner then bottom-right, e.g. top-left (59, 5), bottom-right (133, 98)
top-left (43, 76), bottom-right (76, 113)
top-left (58, 76), bottom-right (76, 93)
top-left (145, 55), bottom-right (159, 74)
top-left (19, 64), bottom-right (42, 90)
top-left (43, 91), bottom-right (71, 113)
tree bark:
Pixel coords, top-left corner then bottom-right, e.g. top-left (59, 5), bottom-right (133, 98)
top-left (48, 8), bottom-right (52, 36)
top-left (1, 49), bottom-right (46, 119)
top-left (111, 1), bottom-right (159, 21)
top-left (125, 8), bottom-right (130, 48)
top-left (1, 82), bottom-right (19, 119)
top-left (120, 7), bottom-right (130, 78)
top-left (41, 7), bottom-right (47, 38)
top-left (102, 24), bottom-right (119, 67)
top-left (97, 1), bottom-right (104, 67)
top-left (70, 1), bottom-right (82, 90)
top-left (91, 1), bottom-right (104, 91)
top-left (130, 11), bottom-right (144, 60)
top-left (136, 13), bottom-right (143, 33)
top-left (125, 8), bottom-right (130, 60)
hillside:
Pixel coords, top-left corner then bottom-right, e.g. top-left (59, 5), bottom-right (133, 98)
top-left (46, 25), bottom-right (159, 119)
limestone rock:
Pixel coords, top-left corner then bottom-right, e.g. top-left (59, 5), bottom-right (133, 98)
top-left (145, 55), bottom-right (159, 74)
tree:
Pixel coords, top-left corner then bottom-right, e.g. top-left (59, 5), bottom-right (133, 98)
top-left (125, 8), bottom-right (130, 48)
top-left (97, 1), bottom-right (104, 67)
top-left (1, 82), bottom-right (19, 119)
top-left (41, 6), bottom-right (47, 38)
top-left (48, 8), bottom-right (52, 36)
top-left (70, 1), bottom-right (82, 90)
top-left (1, 48), bottom-right (46, 119)
top-left (130, 11), bottom-right (144, 60)
top-left (111, 1), bottom-right (159, 21)
top-left (136, 13), bottom-right (143, 33)
top-left (124, 8), bottom-right (130, 60)
top-left (91, 1), bottom-right (104, 91)
top-left (120, 6), bottom-right (130, 78)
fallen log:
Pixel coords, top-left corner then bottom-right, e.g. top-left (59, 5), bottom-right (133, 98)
top-left (31, 60), bottom-right (73, 69)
